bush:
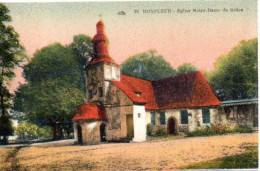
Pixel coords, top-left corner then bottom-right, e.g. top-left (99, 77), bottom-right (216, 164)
top-left (233, 125), bottom-right (253, 133)
top-left (146, 124), bottom-right (153, 136)
top-left (154, 128), bottom-right (168, 136)
top-left (16, 121), bottom-right (53, 140)
top-left (187, 121), bottom-right (253, 137)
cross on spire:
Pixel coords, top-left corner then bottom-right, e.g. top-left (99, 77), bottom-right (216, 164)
top-left (99, 13), bottom-right (103, 20)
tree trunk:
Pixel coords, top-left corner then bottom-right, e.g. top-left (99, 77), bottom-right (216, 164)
top-left (52, 124), bottom-right (63, 140)
top-left (0, 69), bottom-right (8, 144)
top-left (0, 81), bottom-right (5, 117)
top-left (52, 124), bottom-right (57, 140)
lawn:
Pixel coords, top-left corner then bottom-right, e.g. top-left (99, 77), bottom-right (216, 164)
top-left (181, 146), bottom-right (258, 169)
top-left (0, 148), bottom-right (12, 170)
top-left (147, 134), bottom-right (185, 141)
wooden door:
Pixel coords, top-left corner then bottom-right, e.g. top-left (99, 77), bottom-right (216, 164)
top-left (126, 114), bottom-right (134, 138)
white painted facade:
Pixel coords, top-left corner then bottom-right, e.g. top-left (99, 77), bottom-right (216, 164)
top-left (133, 104), bottom-right (146, 142)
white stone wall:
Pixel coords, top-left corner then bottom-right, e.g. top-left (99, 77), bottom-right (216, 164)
top-left (165, 109), bottom-right (181, 125)
top-left (210, 108), bottom-right (219, 123)
top-left (188, 109), bottom-right (201, 132)
top-left (104, 64), bottom-right (120, 81)
top-left (133, 105), bottom-right (146, 142)
top-left (145, 108), bottom-right (220, 132)
top-left (73, 122), bottom-right (78, 142)
top-left (146, 111), bottom-right (151, 125)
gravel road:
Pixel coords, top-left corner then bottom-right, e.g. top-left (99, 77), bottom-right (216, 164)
top-left (1, 133), bottom-right (258, 170)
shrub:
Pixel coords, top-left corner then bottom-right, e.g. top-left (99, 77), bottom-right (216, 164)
top-left (16, 121), bottom-right (53, 140)
top-left (187, 121), bottom-right (253, 137)
top-left (146, 124), bottom-right (153, 136)
top-left (154, 128), bottom-right (168, 136)
top-left (233, 125), bottom-right (253, 133)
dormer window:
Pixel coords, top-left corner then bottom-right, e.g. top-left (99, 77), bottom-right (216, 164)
top-left (135, 92), bottom-right (141, 97)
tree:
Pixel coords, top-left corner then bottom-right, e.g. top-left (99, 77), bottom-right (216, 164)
top-left (177, 63), bottom-right (198, 75)
top-left (208, 38), bottom-right (257, 100)
top-left (15, 121), bottom-right (52, 140)
top-left (69, 34), bottom-right (93, 68)
top-left (121, 50), bottom-right (177, 81)
top-left (0, 3), bottom-right (26, 144)
top-left (13, 43), bottom-right (85, 140)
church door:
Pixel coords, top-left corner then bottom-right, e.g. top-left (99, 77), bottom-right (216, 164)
top-left (100, 123), bottom-right (106, 142)
top-left (77, 125), bottom-right (83, 144)
top-left (126, 114), bottom-right (134, 138)
top-left (168, 117), bottom-right (177, 135)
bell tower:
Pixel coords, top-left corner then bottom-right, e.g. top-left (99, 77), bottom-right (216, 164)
top-left (86, 20), bottom-right (120, 103)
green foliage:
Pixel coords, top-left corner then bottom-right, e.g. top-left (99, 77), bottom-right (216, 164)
top-left (69, 34), bottom-right (94, 68)
top-left (187, 122), bottom-right (253, 137)
top-left (154, 128), bottom-right (168, 136)
top-left (177, 63), bottom-right (198, 75)
top-left (182, 146), bottom-right (258, 169)
top-left (13, 43), bottom-right (85, 139)
top-left (16, 121), bottom-right (52, 140)
top-left (232, 125), bottom-right (253, 133)
top-left (121, 50), bottom-right (177, 81)
top-left (146, 123), bottom-right (153, 136)
top-left (208, 38), bottom-right (257, 100)
top-left (0, 3), bottom-right (26, 144)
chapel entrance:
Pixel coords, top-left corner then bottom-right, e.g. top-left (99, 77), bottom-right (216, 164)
top-left (126, 114), bottom-right (134, 138)
top-left (100, 123), bottom-right (106, 142)
top-left (77, 125), bottom-right (83, 144)
top-left (168, 117), bottom-right (178, 135)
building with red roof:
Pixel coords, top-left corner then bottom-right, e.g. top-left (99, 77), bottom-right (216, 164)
top-left (72, 20), bottom-right (221, 145)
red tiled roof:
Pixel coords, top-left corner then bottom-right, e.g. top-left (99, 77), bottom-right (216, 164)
top-left (112, 75), bottom-right (156, 105)
top-left (72, 103), bottom-right (107, 121)
top-left (113, 72), bottom-right (220, 110)
top-left (152, 71), bottom-right (220, 109)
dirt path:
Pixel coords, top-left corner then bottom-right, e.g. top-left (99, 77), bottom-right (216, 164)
top-left (2, 146), bottom-right (26, 171)
top-left (2, 133), bottom-right (258, 170)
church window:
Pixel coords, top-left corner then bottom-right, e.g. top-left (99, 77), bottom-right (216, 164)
top-left (89, 90), bottom-right (93, 99)
top-left (202, 109), bottom-right (210, 123)
top-left (160, 111), bottom-right (166, 125)
top-left (181, 110), bottom-right (188, 124)
top-left (99, 87), bottom-right (103, 97)
top-left (151, 111), bottom-right (156, 125)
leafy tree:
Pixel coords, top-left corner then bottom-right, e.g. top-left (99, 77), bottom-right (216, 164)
top-left (15, 121), bottom-right (52, 140)
top-left (0, 3), bottom-right (26, 144)
top-left (121, 50), bottom-right (177, 81)
top-left (13, 43), bottom-right (85, 140)
top-left (177, 63), bottom-right (198, 75)
top-left (69, 34), bottom-right (93, 68)
top-left (208, 38), bottom-right (257, 100)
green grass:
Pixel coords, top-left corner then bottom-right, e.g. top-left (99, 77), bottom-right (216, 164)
top-left (181, 146), bottom-right (258, 169)
top-left (147, 135), bottom-right (185, 141)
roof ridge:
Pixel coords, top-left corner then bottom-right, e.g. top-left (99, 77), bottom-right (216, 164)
top-left (152, 71), bottom-right (200, 83)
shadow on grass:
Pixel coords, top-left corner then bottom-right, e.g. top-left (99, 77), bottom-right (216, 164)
top-left (180, 146), bottom-right (258, 169)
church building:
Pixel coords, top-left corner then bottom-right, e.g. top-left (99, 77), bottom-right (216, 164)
top-left (72, 20), bottom-right (221, 145)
